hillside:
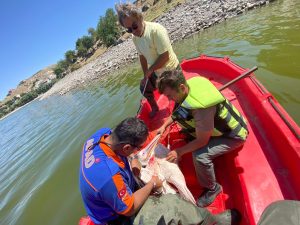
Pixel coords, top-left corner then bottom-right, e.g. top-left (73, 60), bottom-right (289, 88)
top-left (1, 65), bottom-right (56, 104)
top-left (0, 0), bottom-right (183, 106)
top-left (1, 0), bottom-right (272, 119)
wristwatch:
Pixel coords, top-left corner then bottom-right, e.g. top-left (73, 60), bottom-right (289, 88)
top-left (152, 181), bottom-right (156, 189)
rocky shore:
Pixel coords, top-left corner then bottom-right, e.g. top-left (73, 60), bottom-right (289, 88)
top-left (41, 0), bottom-right (273, 99)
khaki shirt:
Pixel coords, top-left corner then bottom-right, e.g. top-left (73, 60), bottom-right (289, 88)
top-left (132, 21), bottom-right (179, 76)
top-left (192, 106), bottom-right (216, 134)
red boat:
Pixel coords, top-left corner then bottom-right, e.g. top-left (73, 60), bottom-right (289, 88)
top-left (79, 55), bottom-right (300, 225)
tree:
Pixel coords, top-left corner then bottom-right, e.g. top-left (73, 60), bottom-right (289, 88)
top-left (88, 27), bottom-right (97, 42)
top-left (76, 36), bottom-right (94, 57)
top-left (65, 50), bottom-right (76, 64)
top-left (76, 36), bottom-right (93, 50)
top-left (54, 59), bottom-right (69, 79)
top-left (96, 8), bottom-right (120, 47)
top-left (77, 45), bottom-right (88, 58)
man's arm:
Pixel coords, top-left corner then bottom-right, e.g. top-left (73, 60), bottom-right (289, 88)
top-left (166, 106), bottom-right (216, 162)
top-left (139, 55), bottom-right (148, 76)
top-left (145, 51), bottom-right (169, 77)
top-left (166, 130), bottom-right (212, 162)
top-left (157, 116), bottom-right (174, 134)
top-left (123, 176), bottom-right (162, 216)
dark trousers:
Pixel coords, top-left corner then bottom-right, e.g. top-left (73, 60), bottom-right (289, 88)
top-left (192, 137), bottom-right (245, 190)
top-left (108, 215), bottom-right (134, 225)
top-left (139, 72), bottom-right (158, 101)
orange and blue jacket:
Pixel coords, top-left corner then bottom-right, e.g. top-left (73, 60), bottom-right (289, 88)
top-left (79, 128), bottom-right (136, 225)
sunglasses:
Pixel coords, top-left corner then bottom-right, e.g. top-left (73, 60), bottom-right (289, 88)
top-left (118, 141), bottom-right (143, 151)
top-left (96, 141), bottom-right (143, 151)
top-left (126, 22), bottom-right (139, 33)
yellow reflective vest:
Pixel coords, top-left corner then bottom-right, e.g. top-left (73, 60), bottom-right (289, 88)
top-left (172, 76), bottom-right (248, 140)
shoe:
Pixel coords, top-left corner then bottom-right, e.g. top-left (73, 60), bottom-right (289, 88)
top-left (197, 183), bottom-right (222, 207)
top-left (214, 209), bottom-right (241, 225)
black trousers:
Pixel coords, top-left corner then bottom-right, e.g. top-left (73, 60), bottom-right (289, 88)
top-left (108, 215), bottom-right (134, 225)
top-left (139, 72), bottom-right (158, 101)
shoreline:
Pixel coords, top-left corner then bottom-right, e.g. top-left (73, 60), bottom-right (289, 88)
top-left (40, 0), bottom-right (274, 99)
top-left (0, 97), bottom-right (41, 121)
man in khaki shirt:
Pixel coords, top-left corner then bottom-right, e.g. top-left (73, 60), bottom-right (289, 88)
top-left (116, 3), bottom-right (179, 118)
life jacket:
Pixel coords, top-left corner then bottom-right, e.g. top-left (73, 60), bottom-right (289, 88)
top-left (172, 76), bottom-right (248, 140)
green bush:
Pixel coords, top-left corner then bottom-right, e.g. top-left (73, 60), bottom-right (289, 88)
top-left (79, 36), bottom-right (94, 49)
top-left (65, 50), bottom-right (77, 64)
top-left (88, 27), bottom-right (97, 42)
top-left (35, 81), bottom-right (55, 95)
top-left (77, 44), bottom-right (88, 58)
top-left (5, 99), bottom-right (15, 107)
top-left (54, 59), bottom-right (69, 79)
top-left (18, 92), bottom-right (38, 106)
top-left (96, 8), bottom-right (120, 47)
top-left (76, 36), bottom-right (94, 57)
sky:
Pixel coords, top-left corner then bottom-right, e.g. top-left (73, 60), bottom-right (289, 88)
top-left (0, 0), bottom-right (117, 101)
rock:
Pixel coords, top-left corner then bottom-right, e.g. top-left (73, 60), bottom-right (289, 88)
top-left (153, 0), bottom-right (160, 5)
top-left (167, 0), bottom-right (172, 3)
top-left (247, 2), bottom-right (255, 10)
top-left (115, 37), bottom-right (125, 45)
top-left (142, 3), bottom-right (150, 12)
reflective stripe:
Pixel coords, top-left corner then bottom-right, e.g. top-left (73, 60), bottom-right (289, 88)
top-left (224, 101), bottom-right (248, 131)
top-left (224, 110), bottom-right (232, 123)
top-left (172, 76), bottom-right (248, 140)
top-left (228, 123), bottom-right (242, 138)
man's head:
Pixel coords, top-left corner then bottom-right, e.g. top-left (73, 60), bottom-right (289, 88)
top-left (158, 70), bottom-right (189, 103)
top-left (115, 3), bottom-right (144, 37)
top-left (111, 117), bottom-right (148, 157)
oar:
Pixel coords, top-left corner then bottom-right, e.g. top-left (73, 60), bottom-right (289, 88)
top-left (218, 66), bottom-right (258, 91)
top-left (136, 78), bottom-right (149, 115)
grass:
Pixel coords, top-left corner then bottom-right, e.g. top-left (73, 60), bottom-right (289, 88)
top-left (144, 0), bottom-right (186, 21)
top-left (84, 47), bottom-right (107, 65)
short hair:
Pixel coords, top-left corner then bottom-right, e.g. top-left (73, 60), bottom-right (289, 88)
top-left (158, 70), bottom-right (187, 93)
top-left (115, 3), bottom-right (143, 26)
top-left (112, 117), bottom-right (148, 147)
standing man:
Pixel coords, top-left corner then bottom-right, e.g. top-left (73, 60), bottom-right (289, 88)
top-left (157, 70), bottom-right (248, 207)
top-left (116, 3), bottom-right (179, 118)
top-left (79, 117), bottom-right (163, 225)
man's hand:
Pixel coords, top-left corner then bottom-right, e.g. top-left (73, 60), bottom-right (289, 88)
top-left (149, 175), bottom-right (163, 192)
top-left (156, 125), bottom-right (166, 135)
top-left (145, 68), bottom-right (153, 78)
top-left (166, 150), bottom-right (179, 163)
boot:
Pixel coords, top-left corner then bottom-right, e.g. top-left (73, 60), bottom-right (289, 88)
top-left (197, 183), bottom-right (222, 207)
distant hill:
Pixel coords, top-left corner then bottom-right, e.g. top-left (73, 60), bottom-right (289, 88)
top-left (1, 65), bottom-right (56, 105)
top-left (0, 0), bottom-right (186, 108)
